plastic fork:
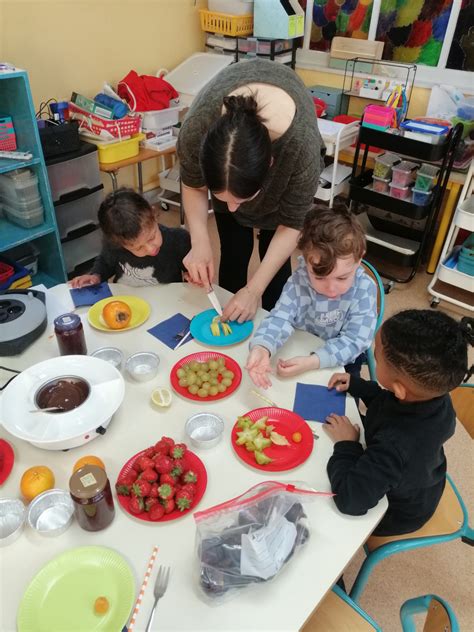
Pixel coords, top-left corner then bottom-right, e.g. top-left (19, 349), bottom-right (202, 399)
top-left (145, 565), bottom-right (170, 632)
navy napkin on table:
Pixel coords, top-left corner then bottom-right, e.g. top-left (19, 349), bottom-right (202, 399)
top-left (293, 382), bottom-right (346, 423)
top-left (147, 313), bottom-right (193, 350)
top-left (69, 282), bottom-right (112, 307)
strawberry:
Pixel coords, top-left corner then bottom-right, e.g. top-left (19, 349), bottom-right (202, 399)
top-left (136, 456), bottom-right (155, 472)
top-left (159, 473), bottom-right (177, 486)
top-left (129, 495), bottom-right (144, 515)
top-left (154, 454), bottom-right (173, 474)
top-left (175, 489), bottom-right (194, 512)
top-left (157, 483), bottom-right (175, 500)
top-left (182, 469), bottom-right (198, 484)
top-left (171, 458), bottom-right (185, 478)
top-left (132, 480), bottom-right (151, 498)
top-left (161, 497), bottom-right (175, 514)
top-left (180, 483), bottom-right (196, 497)
top-left (145, 497), bottom-right (159, 511)
top-left (117, 471), bottom-right (138, 487)
top-left (154, 439), bottom-right (170, 455)
top-left (161, 436), bottom-right (175, 450)
top-left (148, 483), bottom-right (159, 498)
top-left (149, 503), bottom-right (166, 521)
top-left (170, 443), bottom-right (187, 459)
top-left (144, 446), bottom-right (156, 459)
top-left (141, 468), bottom-right (158, 483)
top-left (115, 483), bottom-right (132, 496)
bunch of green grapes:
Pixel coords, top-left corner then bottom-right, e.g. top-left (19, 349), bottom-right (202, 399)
top-left (176, 357), bottom-right (235, 398)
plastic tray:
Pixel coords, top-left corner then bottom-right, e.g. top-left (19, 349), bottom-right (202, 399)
top-left (4, 202), bottom-right (44, 228)
top-left (46, 142), bottom-right (101, 203)
top-left (54, 185), bottom-right (103, 239)
top-left (0, 170), bottom-right (39, 203)
top-left (92, 133), bottom-right (145, 165)
top-left (391, 160), bottom-right (419, 187)
top-left (199, 9), bottom-right (253, 36)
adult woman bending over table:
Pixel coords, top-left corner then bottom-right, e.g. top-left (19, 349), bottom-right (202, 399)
top-left (177, 59), bottom-right (325, 322)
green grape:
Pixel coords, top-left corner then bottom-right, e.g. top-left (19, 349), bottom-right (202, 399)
top-left (217, 357), bottom-right (225, 367)
top-left (190, 361), bottom-right (200, 371)
top-left (209, 377), bottom-right (218, 386)
top-left (178, 377), bottom-right (189, 387)
top-left (187, 372), bottom-right (197, 385)
top-left (188, 384), bottom-right (199, 395)
top-left (221, 377), bottom-right (232, 387)
top-left (208, 360), bottom-right (218, 371)
top-left (209, 370), bottom-right (218, 379)
top-left (201, 362), bottom-right (209, 372)
top-left (197, 371), bottom-right (207, 380)
top-left (223, 370), bottom-right (234, 379)
top-left (209, 385), bottom-right (218, 396)
top-left (217, 383), bottom-right (227, 393)
top-left (195, 377), bottom-right (203, 387)
top-left (201, 382), bottom-right (211, 391)
top-left (197, 388), bottom-right (208, 398)
top-left (176, 368), bottom-right (186, 378)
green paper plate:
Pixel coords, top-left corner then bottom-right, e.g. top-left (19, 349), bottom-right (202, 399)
top-left (17, 546), bottom-right (135, 632)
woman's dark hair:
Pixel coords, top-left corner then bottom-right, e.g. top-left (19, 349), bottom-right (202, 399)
top-left (298, 203), bottom-right (366, 276)
top-left (98, 187), bottom-right (157, 245)
top-left (381, 310), bottom-right (474, 393)
top-left (200, 94), bottom-right (272, 199)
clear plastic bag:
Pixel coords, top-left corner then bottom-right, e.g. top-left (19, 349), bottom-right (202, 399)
top-left (194, 481), bottom-right (332, 603)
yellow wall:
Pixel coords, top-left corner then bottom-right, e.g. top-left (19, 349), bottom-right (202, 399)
top-left (1, 0), bottom-right (206, 190)
top-left (297, 68), bottom-right (431, 119)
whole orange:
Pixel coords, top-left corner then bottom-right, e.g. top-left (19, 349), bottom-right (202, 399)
top-left (20, 465), bottom-right (55, 502)
top-left (102, 300), bottom-right (132, 330)
top-left (73, 455), bottom-right (105, 473)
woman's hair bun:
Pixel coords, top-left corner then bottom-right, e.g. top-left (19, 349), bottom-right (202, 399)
top-left (223, 94), bottom-right (259, 117)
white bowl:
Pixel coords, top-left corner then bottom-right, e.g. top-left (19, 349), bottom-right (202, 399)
top-left (27, 489), bottom-right (74, 537)
top-left (126, 352), bottom-right (160, 382)
top-left (0, 498), bottom-right (26, 546)
top-left (185, 413), bottom-right (224, 449)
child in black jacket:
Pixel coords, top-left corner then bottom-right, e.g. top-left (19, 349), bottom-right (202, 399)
top-left (324, 309), bottom-right (473, 536)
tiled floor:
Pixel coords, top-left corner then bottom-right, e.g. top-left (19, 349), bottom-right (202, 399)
top-left (158, 207), bottom-right (473, 631)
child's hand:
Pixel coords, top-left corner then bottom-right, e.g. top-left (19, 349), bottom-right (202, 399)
top-left (277, 355), bottom-right (319, 378)
top-left (324, 414), bottom-right (360, 443)
top-left (69, 274), bottom-right (101, 289)
top-left (328, 372), bottom-right (351, 392)
top-left (246, 346), bottom-right (273, 389)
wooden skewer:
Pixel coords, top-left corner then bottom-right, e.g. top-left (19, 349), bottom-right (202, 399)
top-left (251, 389), bottom-right (278, 408)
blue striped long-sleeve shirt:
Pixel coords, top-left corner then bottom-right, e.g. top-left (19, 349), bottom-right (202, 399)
top-left (250, 257), bottom-right (378, 369)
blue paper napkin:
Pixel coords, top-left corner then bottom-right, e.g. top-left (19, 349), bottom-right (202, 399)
top-left (69, 282), bottom-right (112, 307)
top-left (293, 382), bottom-right (346, 423)
top-left (147, 313), bottom-right (193, 350)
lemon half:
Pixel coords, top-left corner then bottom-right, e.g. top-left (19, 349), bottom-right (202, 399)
top-left (151, 387), bottom-right (172, 408)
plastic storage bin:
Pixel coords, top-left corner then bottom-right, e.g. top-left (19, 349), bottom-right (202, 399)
top-left (389, 183), bottom-right (412, 201)
top-left (0, 169), bottom-right (40, 204)
top-left (4, 201), bottom-right (44, 228)
top-left (415, 164), bottom-right (439, 192)
top-left (372, 175), bottom-right (390, 194)
top-left (54, 185), bottom-right (104, 240)
top-left (62, 226), bottom-right (102, 274)
top-left (400, 120), bottom-right (449, 145)
top-left (457, 234), bottom-right (474, 276)
top-left (3, 243), bottom-right (40, 275)
top-left (141, 106), bottom-right (183, 132)
top-left (90, 133), bottom-right (145, 164)
top-left (46, 143), bottom-right (101, 203)
top-left (200, 9), bottom-right (253, 36)
top-left (391, 160), bottom-right (419, 187)
top-left (373, 153), bottom-right (401, 179)
top-left (411, 187), bottom-right (432, 206)
top-left (209, 0), bottom-right (254, 14)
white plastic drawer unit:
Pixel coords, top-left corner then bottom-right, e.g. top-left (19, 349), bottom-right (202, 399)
top-left (62, 225), bottom-right (103, 274)
top-left (54, 185), bottom-right (104, 240)
top-left (46, 142), bottom-right (101, 203)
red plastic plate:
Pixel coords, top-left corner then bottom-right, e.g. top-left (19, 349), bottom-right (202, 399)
top-left (0, 439), bottom-right (14, 486)
top-left (231, 407), bottom-right (314, 472)
top-left (116, 448), bottom-right (207, 522)
top-left (169, 351), bottom-right (242, 402)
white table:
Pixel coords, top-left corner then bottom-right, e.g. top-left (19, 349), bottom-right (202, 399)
top-left (0, 282), bottom-right (387, 631)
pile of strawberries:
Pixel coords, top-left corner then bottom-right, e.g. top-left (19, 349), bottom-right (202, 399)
top-left (115, 436), bottom-right (199, 521)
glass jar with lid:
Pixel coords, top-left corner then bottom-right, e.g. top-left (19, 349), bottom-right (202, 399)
top-left (69, 464), bottom-right (115, 531)
top-left (54, 313), bottom-right (87, 356)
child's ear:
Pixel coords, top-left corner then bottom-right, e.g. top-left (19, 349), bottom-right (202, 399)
top-left (392, 380), bottom-right (407, 400)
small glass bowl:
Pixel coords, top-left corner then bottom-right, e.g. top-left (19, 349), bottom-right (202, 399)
top-left (0, 498), bottom-right (26, 546)
top-left (126, 352), bottom-right (160, 382)
top-left (91, 347), bottom-right (124, 371)
top-left (185, 413), bottom-right (224, 449)
top-left (27, 489), bottom-right (74, 537)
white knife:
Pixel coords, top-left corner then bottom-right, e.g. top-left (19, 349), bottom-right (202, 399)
top-left (207, 288), bottom-right (223, 316)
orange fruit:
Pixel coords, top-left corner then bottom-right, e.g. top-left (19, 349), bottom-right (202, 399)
top-left (94, 596), bottom-right (109, 615)
top-left (20, 465), bottom-right (55, 502)
top-left (102, 300), bottom-right (132, 330)
top-left (73, 455), bottom-right (105, 473)
top-left (292, 432), bottom-right (302, 443)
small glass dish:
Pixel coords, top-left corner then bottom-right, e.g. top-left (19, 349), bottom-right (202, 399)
top-left (0, 498), bottom-right (26, 546)
top-left (91, 347), bottom-right (124, 371)
top-left (126, 352), bottom-right (160, 382)
top-left (185, 413), bottom-right (224, 449)
top-left (27, 489), bottom-right (74, 537)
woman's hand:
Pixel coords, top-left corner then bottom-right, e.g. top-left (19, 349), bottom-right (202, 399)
top-left (327, 373), bottom-right (351, 392)
top-left (277, 355), bottom-right (319, 378)
top-left (246, 345), bottom-right (273, 389)
top-left (222, 285), bottom-right (260, 323)
top-left (324, 414), bottom-right (360, 443)
top-left (182, 239), bottom-right (215, 289)
top-left (69, 274), bottom-right (101, 289)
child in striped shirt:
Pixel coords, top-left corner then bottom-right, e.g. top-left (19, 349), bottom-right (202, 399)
top-left (246, 204), bottom-right (377, 388)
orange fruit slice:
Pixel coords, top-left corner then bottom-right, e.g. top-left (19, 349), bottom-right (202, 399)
top-left (20, 465), bottom-right (55, 502)
top-left (73, 455), bottom-right (105, 473)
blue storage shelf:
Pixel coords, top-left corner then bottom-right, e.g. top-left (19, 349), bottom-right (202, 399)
top-left (0, 217), bottom-right (56, 251)
top-left (0, 157), bottom-right (41, 174)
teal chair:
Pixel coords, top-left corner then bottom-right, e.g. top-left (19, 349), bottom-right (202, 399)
top-left (301, 585), bottom-right (459, 631)
top-left (361, 260), bottom-right (385, 381)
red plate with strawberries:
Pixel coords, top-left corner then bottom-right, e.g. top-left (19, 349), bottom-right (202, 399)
top-left (170, 351), bottom-right (242, 402)
top-left (116, 437), bottom-right (207, 522)
top-left (231, 407), bottom-right (314, 472)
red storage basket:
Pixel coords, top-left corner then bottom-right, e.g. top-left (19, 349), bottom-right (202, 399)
top-left (0, 262), bottom-right (14, 284)
top-left (68, 102), bottom-right (141, 139)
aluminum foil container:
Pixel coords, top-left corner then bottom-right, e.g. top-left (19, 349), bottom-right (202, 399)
top-left (186, 413), bottom-right (224, 449)
top-left (0, 498), bottom-right (26, 546)
top-left (27, 489), bottom-right (74, 536)
top-left (126, 352), bottom-right (160, 382)
top-left (91, 347), bottom-right (124, 371)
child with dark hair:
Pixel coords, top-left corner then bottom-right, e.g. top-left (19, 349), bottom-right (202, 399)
top-left (70, 188), bottom-right (190, 288)
top-left (246, 203), bottom-right (377, 387)
top-left (325, 310), bottom-right (474, 536)
top-left (177, 59), bottom-right (325, 320)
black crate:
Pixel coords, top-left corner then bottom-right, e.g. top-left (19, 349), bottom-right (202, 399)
top-left (358, 126), bottom-right (450, 162)
top-left (39, 121), bottom-right (80, 159)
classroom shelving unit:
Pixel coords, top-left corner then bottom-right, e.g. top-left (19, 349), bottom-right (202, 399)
top-left (349, 122), bottom-right (463, 284)
top-left (428, 160), bottom-right (474, 311)
top-left (204, 34), bottom-right (299, 68)
top-left (0, 69), bottom-right (67, 287)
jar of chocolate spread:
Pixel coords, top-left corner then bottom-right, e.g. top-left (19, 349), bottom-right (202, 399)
top-left (54, 313), bottom-right (87, 356)
top-left (69, 464), bottom-right (115, 531)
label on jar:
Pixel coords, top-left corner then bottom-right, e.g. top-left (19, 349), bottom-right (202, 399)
top-left (80, 473), bottom-right (98, 488)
